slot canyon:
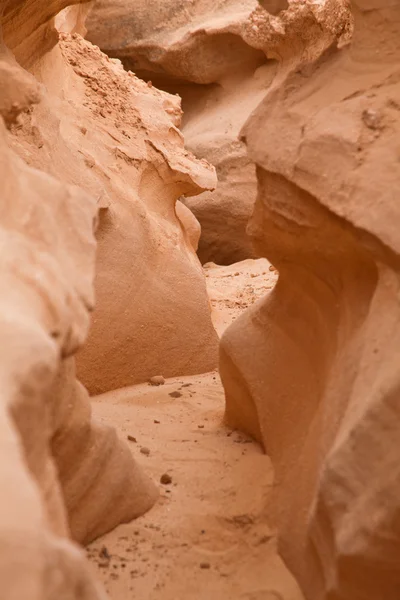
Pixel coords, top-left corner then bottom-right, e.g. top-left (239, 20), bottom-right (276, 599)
top-left (0, 0), bottom-right (399, 599)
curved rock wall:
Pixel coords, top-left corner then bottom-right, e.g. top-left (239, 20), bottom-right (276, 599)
top-left (8, 18), bottom-right (218, 395)
top-left (0, 53), bottom-right (138, 598)
top-left (220, 0), bottom-right (400, 598)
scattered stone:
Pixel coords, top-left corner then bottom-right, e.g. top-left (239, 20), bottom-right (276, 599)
top-left (160, 473), bottom-right (172, 485)
top-left (362, 108), bottom-right (382, 130)
top-left (99, 546), bottom-right (111, 561)
top-left (234, 272), bottom-right (240, 276)
top-left (140, 447), bottom-right (150, 456)
top-left (154, 419), bottom-right (160, 424)
top-left (149, 375), bottom-right (165, 386)
top-left (198, 425), bottom-right (204, 429)
top-left (200, 562), bottom-right (211, 569)
top-left (127, 435), bottom-right (137, 443)
top-left (269, 265), bottom-right (276, 272)
top-left (169, 391), bottom-right (182, 398)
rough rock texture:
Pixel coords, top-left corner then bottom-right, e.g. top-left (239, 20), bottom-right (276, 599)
top-left (220, 1), bottom-right (400, 599)
top-left (85, 0), bottom-right (266, 264)
top-left (172, 69), bottom-right (275, 265)
top-left (86, 0), bottom-right (265, 85)
top-left (86, 0), bottom-right (352, 265)
top-left (8, 27), bottom-right (219, 395)
top-left (0, 2), bottom-right (163, 598)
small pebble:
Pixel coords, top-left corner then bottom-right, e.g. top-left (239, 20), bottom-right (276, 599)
top-left (160, 473), bottom-right (172, 485)
top-left (200, 562), bottom-right (211, 569)
top-left (154, 419), bottom-right (160, 424)
top-left (269, 265), bottom-right (276, 272)
top-left (149, 375), bottom-right (165, 386)
top-left (140, 447), bottom-right (150, 456)
top-left (127, 435), bottom-right (137, 443)
top-left (99, 546), bottom-right (111, 561)
top-left (169, 391), bottom-right (182, 398)
top-left (362, 108), bottom-right (382, 130)
top-left (198, 425), bottom-right (204, 429)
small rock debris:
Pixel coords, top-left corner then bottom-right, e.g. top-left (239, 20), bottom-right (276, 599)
top-left (362, 108), bottom-right (382, 130)
top-left (169, 391), bottom-right (182, 398)
top-left (200, 562), bottom-right (211, 569)
top-left (99, 546), bottom-right (111, 561)
top-left (149, 375), bottom-right (165, 386)
top-left (127, 435), bottom-right (137, 443)
top-left (140, 447), bottom-right (151, 456)
top-left (160, 473), bottom-right (172, 485)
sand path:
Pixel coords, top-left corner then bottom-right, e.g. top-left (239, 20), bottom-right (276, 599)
top-left (87, 260), bottom-right (303, 600)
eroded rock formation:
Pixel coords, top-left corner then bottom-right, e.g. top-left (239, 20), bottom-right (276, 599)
top-left (0, 1), bottom-right (196, 596)
top-left (7, 14), bottom-right (219, 396)
top-left (86, 0), bottom-right (353, 266)
top-left (85, 0), bottom-right (266, 264)
top-left (3, 0), bottom-right (400, 598)
top-left (220, 1), bottom-right (400, 599)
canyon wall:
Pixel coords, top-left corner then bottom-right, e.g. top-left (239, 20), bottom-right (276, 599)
top-left (220, 0), bottom-right (400, 599)
top-left (0, 29), bottom-right (157, 598)
top-left (6, 4), bottom-right (219, 397)
top-left (0, 0), bottom-right (219, 596)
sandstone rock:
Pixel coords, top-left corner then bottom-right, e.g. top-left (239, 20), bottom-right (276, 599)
top-left (175, 199), bottom-right (201, 253)
top-left (51, 360), bottom-right (158, 544)
top-left (149, 375), bottom-right (166, 386)
top-left (85, 0), bottom-right (265, 265)
top-left (0, 3), bottom-right (158, 596)
top-left (86, 0), bottom-right (351, 265)
top-left (86, 0), bottom-right (265, 85)
top-left (178, 64), bottom-right (276, 264)
top-left (8, 29), bottom-right (219, 395)
top-left (1, 0), bottom-right (93, 66)
top-left (0, 78), bottom-right (106, 599)
top-left (220, 1), bottom-right (400, 599)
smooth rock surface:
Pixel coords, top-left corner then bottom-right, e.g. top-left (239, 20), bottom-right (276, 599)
top-left (220, 1), bottom-right (400, 599)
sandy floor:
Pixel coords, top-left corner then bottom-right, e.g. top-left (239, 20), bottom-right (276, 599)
top-left (87, 259), bottom-right (303, 600)
top-left (205, 258), bottom-right (278, 335)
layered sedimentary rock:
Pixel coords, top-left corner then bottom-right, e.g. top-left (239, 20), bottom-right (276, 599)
top-left (8, 21), bottom-right (218, 395)
top-left (220, 1), bottom-right (400, 599)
